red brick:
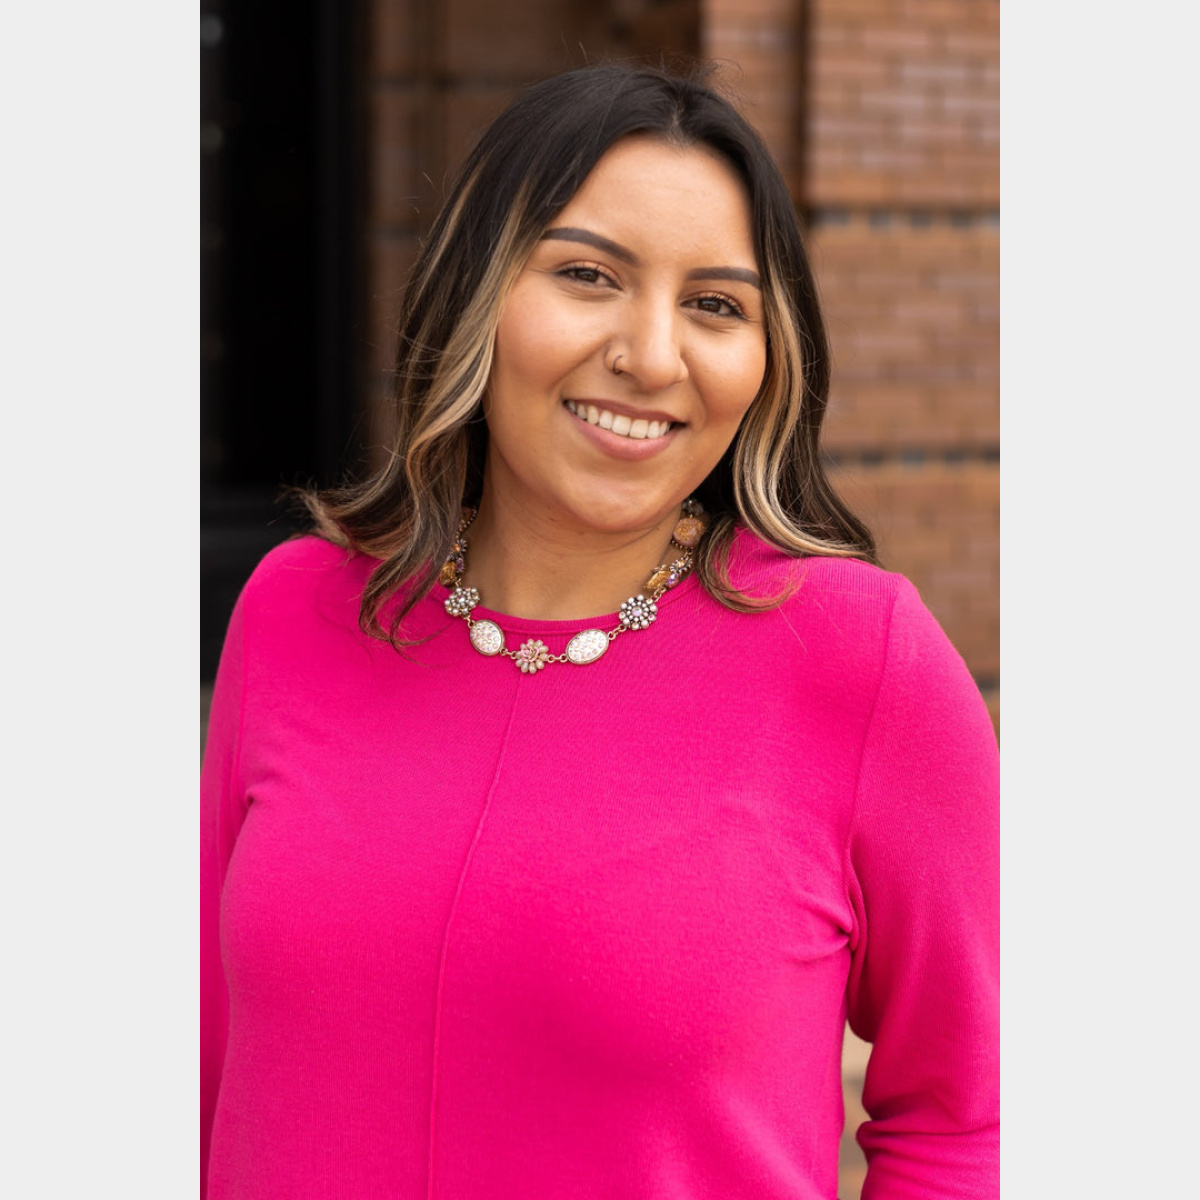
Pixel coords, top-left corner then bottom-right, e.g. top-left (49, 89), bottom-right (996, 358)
top-left (811, 114), bottom-right (887, 140)
top-left (898, 59), bottom-right (973, 85)
top-left (940, 101), bottom-right (1000, 132)
top-left (896, 117), bottom-right (973, 144)
top-left (814, 0), bottom-right (892, 15)
top-left (708, 0), bottom-right (794, 19)
top-left (808, 22), bottom-right (858, 54)
top-left (860, 26), bottom-right (936, 55)
top-left (857, 147), bottom-right (924, 171)
top-left (944, 29), bottom-right (1000, 57)
top-left (858, 87), bottom-right (939, 115)
top-left (810, 53), bottom-right (891, 86)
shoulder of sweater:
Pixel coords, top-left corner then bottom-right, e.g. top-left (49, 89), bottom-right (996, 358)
top-left (726, 527), bottom-right (910, 625)
top-left (716, 529), bottom-right (964, 688)
top-left (239, 534), bottom-right (378, 618)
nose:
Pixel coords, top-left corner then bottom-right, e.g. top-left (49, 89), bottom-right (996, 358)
top-left (612, 296), bottom-right (687, 391)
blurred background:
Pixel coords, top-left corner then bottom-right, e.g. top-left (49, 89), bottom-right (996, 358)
top-left (200, 2), bottom-right (998, 1193)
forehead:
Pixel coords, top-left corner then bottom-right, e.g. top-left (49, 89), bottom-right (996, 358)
top-left (552, 135), bottom-right (757, 262)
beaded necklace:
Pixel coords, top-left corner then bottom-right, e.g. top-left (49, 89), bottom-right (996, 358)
top-left (440, 499), bottom-right (708, 673)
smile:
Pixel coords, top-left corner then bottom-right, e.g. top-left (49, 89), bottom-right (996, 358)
top-left (564, 400), bottom-right (673, 440)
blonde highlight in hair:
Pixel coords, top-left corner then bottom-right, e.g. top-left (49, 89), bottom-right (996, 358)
top-left (301, 178), bottom-right (541, 641)
top-left (691, 269), bottom-right (866, 613)
top-left (302, 64), bottom-right (875, 645)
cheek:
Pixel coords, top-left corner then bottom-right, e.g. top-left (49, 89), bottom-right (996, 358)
top-left (486, 309), bottom-right (575, 441)
top-left (705, 346), bottom-right (768, 428)
top-left (492, 321), bottom-right (543, 392)
top-left (492, 285), bottom-right (589, 387)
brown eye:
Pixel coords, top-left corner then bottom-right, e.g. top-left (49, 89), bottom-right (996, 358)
top-left (558, 264), bottom-right (614, 287)
top-left (691, 294), bottom-right (746, 320)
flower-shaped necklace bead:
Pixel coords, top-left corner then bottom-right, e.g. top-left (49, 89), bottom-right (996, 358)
top-left (618, 595), bottom-right (657, 631)
top-left (441, 500), bottom-right (707, 674)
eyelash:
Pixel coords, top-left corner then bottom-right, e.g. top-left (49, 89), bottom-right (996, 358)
top-left (690, 292), bottom-right (748, 321)
top-left (556, 264), bottom-right (749, 321)
top-left (557, 262), bottom-right (616, 287)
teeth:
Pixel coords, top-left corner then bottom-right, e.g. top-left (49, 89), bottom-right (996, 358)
top-left (566, 401), bottom-right (672, 440)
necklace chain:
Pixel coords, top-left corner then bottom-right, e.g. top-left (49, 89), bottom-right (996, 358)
top-left (440, 499), bottom-right (708, 673)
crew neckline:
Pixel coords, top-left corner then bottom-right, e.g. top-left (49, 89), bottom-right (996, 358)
top-left (430, 571), bottom-right (700, 636)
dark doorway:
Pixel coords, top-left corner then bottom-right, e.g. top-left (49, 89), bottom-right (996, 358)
top-left (201, 1), bottom-right (365, 680)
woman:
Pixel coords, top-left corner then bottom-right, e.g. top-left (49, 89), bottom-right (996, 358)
top-left (201, 65), bottom-right (998, 1199)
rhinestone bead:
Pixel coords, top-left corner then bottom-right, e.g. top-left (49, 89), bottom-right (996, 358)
top-left (566, 628), bottom-right (609, 665)
top-left (618, 594), bottom-right (658, 631)
top-left (445, 586), bottom-right (480, 618)
top-left (469, 620), bottom-right (504, 656)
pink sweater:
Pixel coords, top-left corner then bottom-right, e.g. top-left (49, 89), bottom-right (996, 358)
top-left (201, 532), bottom-right (998, 1199)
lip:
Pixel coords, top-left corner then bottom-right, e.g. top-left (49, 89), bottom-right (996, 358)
top-left (562, 401), bottom-right (680, 461)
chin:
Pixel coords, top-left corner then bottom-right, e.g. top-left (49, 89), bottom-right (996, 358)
top-left (563, 482), bottom-right (684, 535)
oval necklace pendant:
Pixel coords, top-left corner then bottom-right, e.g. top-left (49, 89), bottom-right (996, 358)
top-left (469, 620), bottom-right (505, 657)
top-left (565, 628), bottom-right (609, 665)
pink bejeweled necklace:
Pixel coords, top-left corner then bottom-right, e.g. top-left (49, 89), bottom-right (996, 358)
top-left (440, 499), bottom-right (708, 674)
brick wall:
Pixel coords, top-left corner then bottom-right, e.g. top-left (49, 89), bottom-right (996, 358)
top-left (703, 0), bottom-right (806, 187)
top-left (809, 219), bottom-right (999, 451)
top-left (807, 0), bottom-right (999, 207)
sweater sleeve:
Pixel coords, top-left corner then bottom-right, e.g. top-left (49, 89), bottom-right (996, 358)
top-left (200, 590), bottom-right (251, 1196)
top-left (843, 578), bottom-right (999, 1200)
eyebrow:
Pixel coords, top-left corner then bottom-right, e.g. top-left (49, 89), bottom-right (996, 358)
top-left (685, 265), bottom-right (761, 289)
top-left (541, 226), bottom-right (761, 290)
top-left (543, 226), bottom-right (637, 264)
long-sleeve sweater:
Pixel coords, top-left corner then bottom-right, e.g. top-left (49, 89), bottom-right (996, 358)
top-left (201, 530), bottom-right (999, 1199)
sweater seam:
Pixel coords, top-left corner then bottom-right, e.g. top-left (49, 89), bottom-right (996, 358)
top-left (840, 577), bottom-right (902, 955)
top-left (426, 683), bottom-right (522, 1199)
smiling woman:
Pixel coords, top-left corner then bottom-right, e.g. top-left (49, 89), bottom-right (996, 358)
top-left (201, 64), bottom-right (999, 1200)
top-left (476, 136), bottom-right (768, 608)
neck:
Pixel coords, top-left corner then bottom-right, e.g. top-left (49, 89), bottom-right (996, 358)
top-left (462, 492), bottom-right (684, 621)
